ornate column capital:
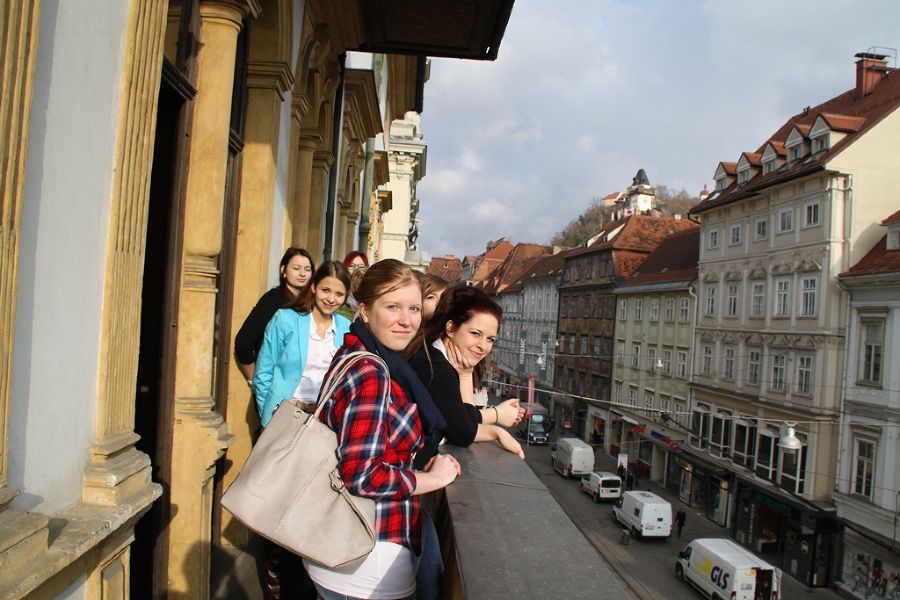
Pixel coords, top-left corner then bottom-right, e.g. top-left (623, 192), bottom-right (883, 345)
top-left (247, 60), bottom-right (294, 100)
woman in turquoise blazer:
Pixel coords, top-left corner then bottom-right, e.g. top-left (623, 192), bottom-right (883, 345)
top-left (253, 261), bottom-right (352, 426)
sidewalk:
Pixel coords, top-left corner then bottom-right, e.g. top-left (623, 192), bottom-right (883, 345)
top-left (589, 444), bottom-right (843, 599)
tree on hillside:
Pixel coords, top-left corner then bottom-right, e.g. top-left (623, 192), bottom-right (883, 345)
top-left (550, 185), bottom-right (701, 247)
top-left (550, 197), bottom-right (616, 247)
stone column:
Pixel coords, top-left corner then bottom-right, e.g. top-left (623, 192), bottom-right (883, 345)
top-left (220, 54), bottom-right (293, 549)
top-left (291, 130), bottom-right (321, 248)
top-left (307, 151), bottom-right (333, 260)
top-left (167, 0), bottom-right (255, 594)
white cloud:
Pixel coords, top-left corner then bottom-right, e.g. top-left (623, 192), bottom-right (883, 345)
top-left (416, 0), bottom-right (900, 259)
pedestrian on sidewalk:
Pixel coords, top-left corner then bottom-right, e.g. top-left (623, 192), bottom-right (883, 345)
top-left (675, 509), bottom-right (687, 538)
top-left (625, 471), bottom-right (634, 491)
top-left (617, 463), bottom-right (626, 480)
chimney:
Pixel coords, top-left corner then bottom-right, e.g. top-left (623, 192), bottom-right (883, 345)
top-left (855, 52), bottom-right (889, 98)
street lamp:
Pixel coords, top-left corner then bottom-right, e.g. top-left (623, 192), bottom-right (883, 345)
top-left (778, 422), bottom-right (802, 454)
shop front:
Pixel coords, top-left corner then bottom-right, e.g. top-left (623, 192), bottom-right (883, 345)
top-left (664, 451), bottom-right (731, 527)
top-left (587, 405), bottom-right (607, 448)
top-left (837, 527), bottom-right (900, 599)
top-left (733, 480), bottom-right (837, 587)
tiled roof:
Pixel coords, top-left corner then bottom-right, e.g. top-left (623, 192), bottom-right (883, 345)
top-left (426, 255), bottom-right (461, 282)
top-left (883, 209), bottom-right (900, 225)
top-left (618, 228), bottom-right (700, 289)
top-left (693, 62), bottom-right (900, 215)
top-left (839, 236), bottom-right (900, 277)
top-left (567, 214), bottom-right (698, 257)
top-left (718, 162), bottom-right (737, 175)
top-left (513, 249), bottom-right (573, 287)
top-left (482, 243), bottom-right (552, 295)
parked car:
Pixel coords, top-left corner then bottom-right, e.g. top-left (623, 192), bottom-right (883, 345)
top-left (550, 437), bottom-right (594, 477)
top-left (518, 402), bottom-right (550, 444)
top-left (613, 490), bottom-right (672, 538)
top-left (579, 471), bottom-right (623, 502)
top-left (676, 537), bottom-right (781, 599)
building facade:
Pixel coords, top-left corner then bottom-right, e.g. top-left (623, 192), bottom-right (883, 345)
top-left (688, 52), bottom-right (900, 588)
top-left (556, 214), bottom-right (696, 440)
top-left (609, 228), bottom-right (699, 494)
top-left (834, 212), bottom-right (900, 600)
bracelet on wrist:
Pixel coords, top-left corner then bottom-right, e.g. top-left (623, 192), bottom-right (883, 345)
top-left (491, 405), bottom-right (499, 424)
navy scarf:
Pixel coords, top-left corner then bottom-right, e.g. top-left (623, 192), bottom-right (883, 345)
top-left (350, 321), bottom-right (447, 447)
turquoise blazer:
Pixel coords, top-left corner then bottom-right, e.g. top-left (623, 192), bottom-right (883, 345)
top-left (252, 308), bottom-right (352, 426)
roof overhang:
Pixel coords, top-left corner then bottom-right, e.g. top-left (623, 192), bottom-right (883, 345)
top-left (357, 0), bottom-right (515, 61)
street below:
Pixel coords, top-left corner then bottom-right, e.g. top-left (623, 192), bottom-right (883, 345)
top-left (520, 437), bottom-right (843, 600)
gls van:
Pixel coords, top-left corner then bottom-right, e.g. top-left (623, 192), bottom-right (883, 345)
top-left (613, 490), bottom-right (672, 538)
top-left (676, 538), bottom-right (781, 600)
top-left (579, 471), bottom-right (623, 502)
top-left (550, 437), bottom-right (594, 477)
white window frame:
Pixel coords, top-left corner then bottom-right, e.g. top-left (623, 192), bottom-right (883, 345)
top-left (774, 279), bottom-right (791, 317)
top-left (619, 298), bottom-right (627, 321)
top-left (662, 347), bottom-right (673, 375)
top-left (778, 436), bottom-right (807, 495)
top-left (755, 429), bottom-right (778, 480)
top-left (747, 349), bottom-right (761, 386)
top-left (755, 217), bottom-right (768, 241)
top-left (616, 341), bottom-right (624, 366)
top-left (729, 224), bottom-right (742, 246)
top-left (631, 344), bottom-right (641, 368)
top-left (723, 347), bottom-right (736, 380)
top-left (628, 387), bottom-right (637, 407)
top-left (633, 298), bottom-right (642, 320)
top-left (675, 350), bottom-right (687, 378)
top-left (770, 354), bottom-right (786, 391)
top-left (704, 285), bottom-right (717, 317)
top-left (644, 392), bottom-right (654, 414)
top-left (778, 208), bottom-right (793, 233)
top-left (710, 411), bottom-right (732, 458)
top-left (804, 201), bottom-right (820, 227)
top-left (750, 282), bottom-right (765, 318)
top-left (701, 344), bottom-right (713, 376)
top-left (690, 404), bottom-right (710, 449)
top-left (858, 318), bottom-right (884, 386)
top-left (796, 354), bottom-right (813, 395)
top-left (708, 229), bottom-right (720, 249)
top-left (800, 276), bottom-right (817, 317)
top-left (732, 420), bottom-right (757, 468)
top-left (649, 297), bottom-right (659, 322)
top-left (852, 437), bottom-right (876, 500)
top-left (647, 346), bottom-right (657, 371)
top-left (726, 283), bottom-right (739, 317)
top-left (664, 298), bottom-right (675, 322)
top-left (679, 297), bottom-right (690, 322)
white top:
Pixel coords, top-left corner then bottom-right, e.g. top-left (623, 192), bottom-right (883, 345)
top-left (292, 320), bottom-right (336, 402)
top-left (304, 542), bottom-right (416, 599)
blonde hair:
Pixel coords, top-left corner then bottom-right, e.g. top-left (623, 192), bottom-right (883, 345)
top-left (354, 259), bottom-right (420, 308)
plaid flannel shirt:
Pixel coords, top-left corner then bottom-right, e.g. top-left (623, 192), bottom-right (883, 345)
top-left (320, 335), bottom-right (423, 552)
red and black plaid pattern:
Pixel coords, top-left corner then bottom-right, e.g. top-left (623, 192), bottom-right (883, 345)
top-left (320, 335), bottom-right (423, 553)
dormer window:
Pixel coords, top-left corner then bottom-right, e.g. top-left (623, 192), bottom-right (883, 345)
top-left (738, 170), bottom-right (751, 184)
top-left (785, 126), bottom-right (810, 162)
top-left (790, 146), bottom-right (802, 161)
top-left (716, 178), bottom-right (728, 190)
top-left (813, 136), bottom-right (830, 153)
top-left (763, 161), bottom-right (776, 174)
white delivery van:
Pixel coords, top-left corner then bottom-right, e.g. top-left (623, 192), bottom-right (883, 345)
top-left (579, 471), bottom-right (623, 502)
top-left (550, 437), bottom-right (594, 477)
top-left (676, 538), bottom-right (781, 600)
top-left (613, 490), bottom-right (672, 538)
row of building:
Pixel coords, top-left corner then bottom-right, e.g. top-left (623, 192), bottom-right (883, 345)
top-left (435, 53), bottom-right (899, 598)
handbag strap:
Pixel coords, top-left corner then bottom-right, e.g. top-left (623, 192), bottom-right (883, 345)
top-left (309, 351), bottom-right (389, 422)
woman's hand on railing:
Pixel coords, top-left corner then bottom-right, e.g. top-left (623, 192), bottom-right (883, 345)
top-left (492, 398), bottom-right (525, 427)
top-left (496, 428), bottom-right (525, 459)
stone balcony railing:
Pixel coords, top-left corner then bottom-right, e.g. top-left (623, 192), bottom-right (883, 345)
top-left (434, 442), bottom-right (626, 599)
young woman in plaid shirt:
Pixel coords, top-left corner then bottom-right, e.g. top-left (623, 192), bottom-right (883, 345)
top-left (305, 259), bottom-right (459, 600)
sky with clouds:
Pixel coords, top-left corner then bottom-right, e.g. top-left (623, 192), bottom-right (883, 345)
top-left (414, 0), bottom-right (900, 259)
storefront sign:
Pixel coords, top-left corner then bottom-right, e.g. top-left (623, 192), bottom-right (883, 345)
top-left (753, 492), bottom-right (795, 517)
top-left (650, 430), bottom-right (671, 443)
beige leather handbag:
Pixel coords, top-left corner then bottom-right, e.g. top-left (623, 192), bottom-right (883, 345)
top-left (221, 351), bottom-right (380, 568)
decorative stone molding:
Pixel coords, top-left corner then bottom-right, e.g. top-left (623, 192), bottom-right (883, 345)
top-left (699, 330), bottom-right (717, 342)
top-left (745, 333), bottom-right (764, 346)
top-left (771, 262), bottom-right (794, 275)
top-left (247, 60), bottom-right (295, 99)
top-left (702, 271), bottom-right (719, 283)
top-left (725, 270), bottom-right (743, 281)
top-left (749, 264), bottom-right (768, 279)
top-left (722, 332), bottom-right (739, 344)
top-left (796, 258), bottom-right (822, 272)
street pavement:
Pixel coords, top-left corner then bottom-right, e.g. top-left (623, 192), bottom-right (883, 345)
top-left (520, 437), bottom-right (843, 600)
